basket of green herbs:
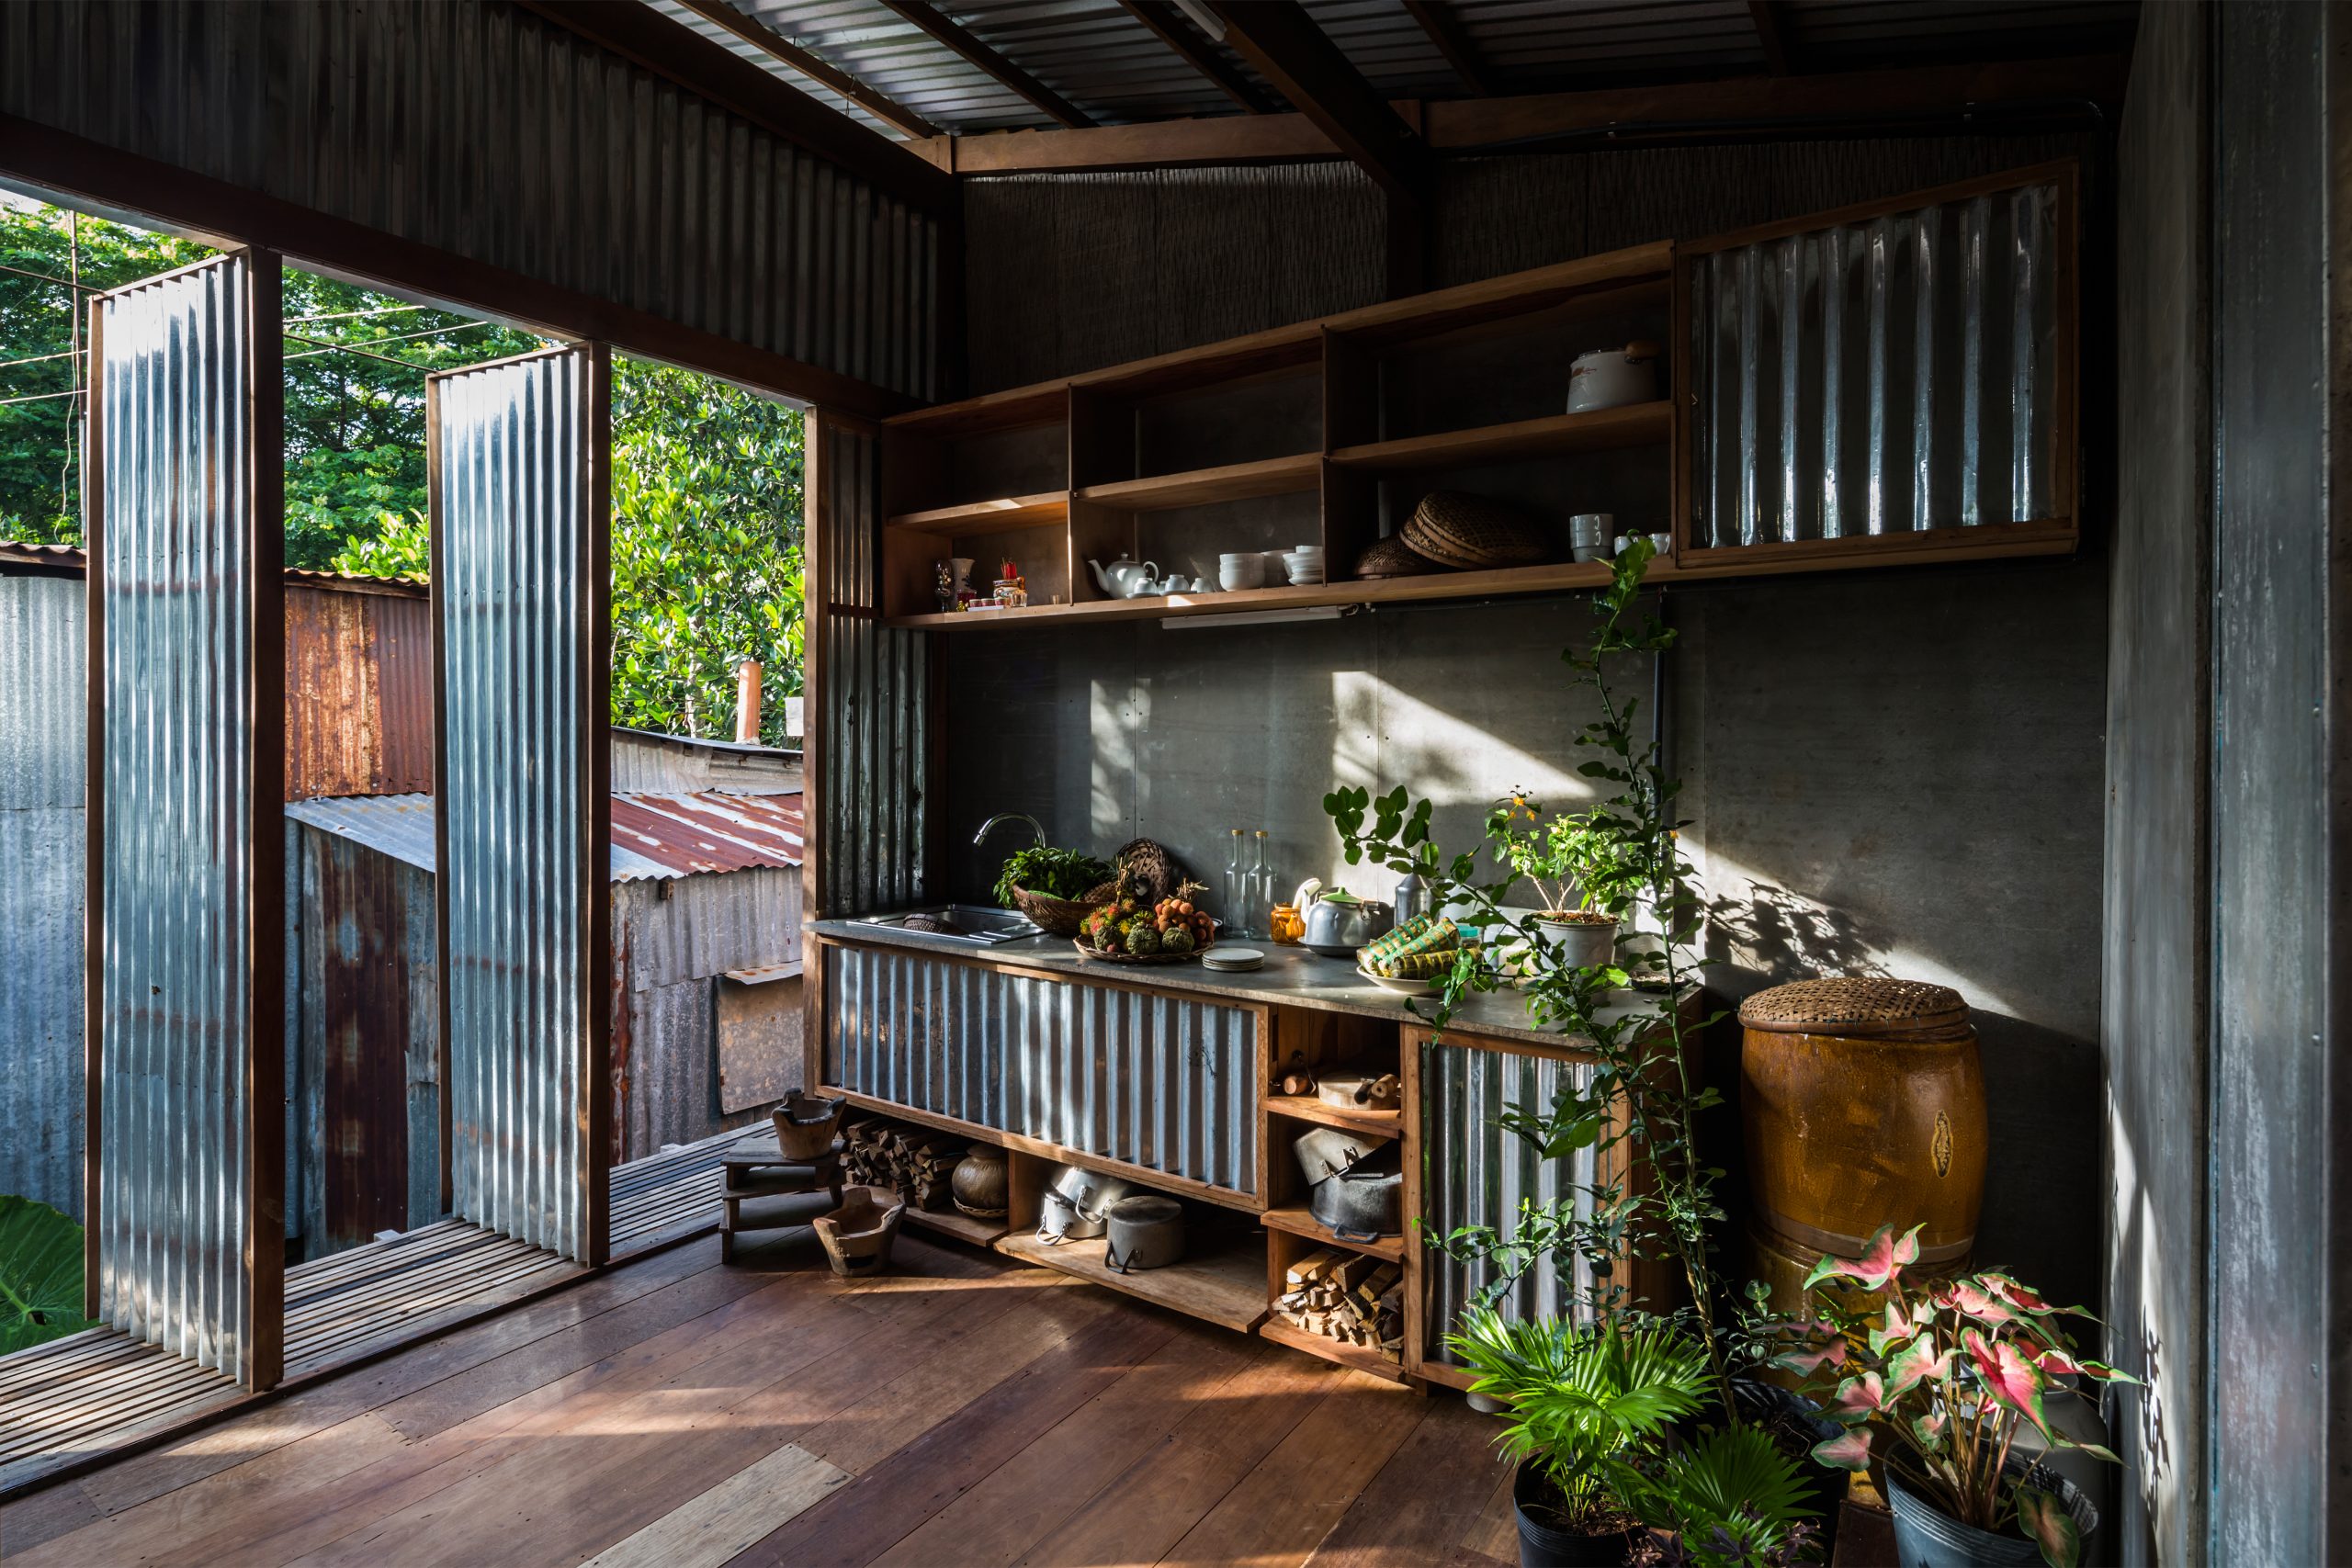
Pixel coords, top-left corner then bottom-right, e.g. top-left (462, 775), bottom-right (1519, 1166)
top-left (993, 844), bottom-right (1114, 935)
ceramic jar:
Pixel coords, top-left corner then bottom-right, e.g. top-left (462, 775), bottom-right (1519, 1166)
top-left (950, 1145), bottom-right (1010, 1217)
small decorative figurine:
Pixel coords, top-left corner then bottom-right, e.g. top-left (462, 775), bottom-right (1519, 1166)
top-left (934, 560), bottom-right (956, 615)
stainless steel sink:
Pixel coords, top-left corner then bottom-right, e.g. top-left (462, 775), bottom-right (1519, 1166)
top-left (850, 904), bottom-right (1042, 950)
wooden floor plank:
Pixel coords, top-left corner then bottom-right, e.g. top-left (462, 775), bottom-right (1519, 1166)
top-left (1306, 1394), bottom-right (1513, 1567)
top-left (578, 1444), bottom-right (847, 1568)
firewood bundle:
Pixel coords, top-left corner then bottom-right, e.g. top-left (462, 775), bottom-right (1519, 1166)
top-left (841, 1118), bottom-right (966, 1210)
top-left (1276, 1248), bottom-right (1404, 1358)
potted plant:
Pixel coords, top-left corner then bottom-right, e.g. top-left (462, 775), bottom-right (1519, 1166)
top-left (1487, 795), bottom-right (1645, 970)
top-left (1448, 1308), bottom-right (1713, 1567)
top-left (1623, 1424), bottom-right (1823, 1568)
top-left (1762, 1224), bottom-right (2129, 1567)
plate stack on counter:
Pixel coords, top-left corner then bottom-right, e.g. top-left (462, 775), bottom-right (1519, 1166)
top-left (1355, 915), bottom-right (1468, 994)
top-left (1202, 945), bottom-right (1265, 973)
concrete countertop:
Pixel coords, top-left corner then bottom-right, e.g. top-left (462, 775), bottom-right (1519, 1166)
top-left (810, 917), bottom-right (1683, 1052)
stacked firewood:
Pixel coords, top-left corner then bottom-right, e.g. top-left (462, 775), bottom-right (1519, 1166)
top-left (841, 1118), bottom-right (965, 1210)
top-left (1277, 1248), bottom-right (1404, 1358)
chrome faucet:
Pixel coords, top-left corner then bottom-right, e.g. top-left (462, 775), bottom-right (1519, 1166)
top-left (973, 812), bottom-right (1046, 849)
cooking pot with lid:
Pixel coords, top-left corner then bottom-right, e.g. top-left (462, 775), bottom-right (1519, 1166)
top-left (1293, 1126), bottom-right (1404, 1238)
top-left (1103, 1194), bottom-right (1187, 1272)
top-left (1036, 1163), bottom-right (1135, 1243)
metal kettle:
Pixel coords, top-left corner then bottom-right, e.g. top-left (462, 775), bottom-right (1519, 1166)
top-left (1300, 890), bottom-right (1394, 957)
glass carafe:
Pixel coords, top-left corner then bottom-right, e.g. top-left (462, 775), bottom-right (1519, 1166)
top-left (1248, 829), bottom-right (1272, 941)
top-left (1223, 829), bottom-right (1248, 937)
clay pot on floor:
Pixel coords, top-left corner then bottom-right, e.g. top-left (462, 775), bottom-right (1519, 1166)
top-left (951, 1145), bottom-right (1010, 1217)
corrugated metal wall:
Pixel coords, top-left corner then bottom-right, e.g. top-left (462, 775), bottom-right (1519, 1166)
top-left (91, 254), bottom-right (269, 1382)
top-left (816, 424), bottom-right (926, 915)
top-left (433, 347), bottom-right (596, 1262)
top-left (1418, 1041), bottom-right (1600, 1371)
top-left (0, 572), bottom-right (86, 1216)
top-left (0, 0), bottom-right (941, 401)
top-left (824, 945), bottom-right (1258, 1196)
top-left (1687, 176), bottom-right (2064, 546)
top-left (283, 584), bottom-right (432, 801)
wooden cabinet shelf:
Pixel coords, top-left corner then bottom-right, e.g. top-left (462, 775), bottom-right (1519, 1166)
top-left (1263, 1094), bottom-right (1402, 1139)
top-left (900, 1205), bottom-right (1009, 1247)
top-left (1329, 402), bottom-right (1669, 474)
top-left (1078, 453), bottom-right (1321, 512)
top-left (995, 1229), bottom-right (1270, 1333)
top-left (885, 491), bottom-right (1068, 534)
top-left (1262, 1204), bottom-right (1404, 1261)
top-left (1259, 1314), bottom-right (1408, 1382)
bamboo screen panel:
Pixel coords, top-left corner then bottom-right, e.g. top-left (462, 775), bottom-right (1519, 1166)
top-left (430, 347), bottom-right (608, 1264)
top-left (89, 253), bottom-right (282, 1388)
top-left (1686, 173), bottom-right (2071, 547)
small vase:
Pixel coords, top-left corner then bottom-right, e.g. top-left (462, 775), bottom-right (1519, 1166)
top-left (1886, 1465), bottom-right (2098, 1568)
top-left (1536, 914), bottom-right (1619, 971)
top-left (950, 1145), bottom-right (1010, 1217)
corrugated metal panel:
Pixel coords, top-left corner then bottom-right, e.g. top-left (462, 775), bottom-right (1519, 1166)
top-left (435, 348), bottom-right (593, 1263)
top-left (282, 584), bottom-right (434, 802)
top-left (818, 424), bottom-right (928, 915)
top-left (609, 728), bottom-right (803, 794)
top-left (1419, 1040), bottom-right (1600, 1370)
top-left (1688, 177), bottom-right (2062, 547)
top-left (0, 0), bottom-right (941, 400)
top-left (824, 944), bottom-right (1258, 1195)
top-left (608, 790), bottom-right (806, 878)
top-left (92, 254), bottom-right (264, 1381)
top-left (616, 867), bottom-right (804, 992)
top-left (0, 575), bottom-right (85, 1217)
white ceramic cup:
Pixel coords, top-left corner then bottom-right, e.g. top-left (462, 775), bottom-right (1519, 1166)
top-left (1221, 558), bottom-right (1265, 591)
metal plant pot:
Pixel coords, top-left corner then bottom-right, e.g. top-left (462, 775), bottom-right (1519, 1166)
top-left (1511, 1459), bottom-right (1632, 1568)
top-left (1537, 916), bottom-right (1619, 971)
top-left (1886, 1465), bottom-right (2097, 1568)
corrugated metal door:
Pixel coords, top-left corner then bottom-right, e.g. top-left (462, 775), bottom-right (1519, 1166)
top-left (86, 251), bottom-right (287, 1390)
top-left (429, 345), bottom-right (611, 1265)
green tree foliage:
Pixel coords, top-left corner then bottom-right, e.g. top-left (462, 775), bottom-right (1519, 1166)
top-left (2, 200), bottom-right (807, 737)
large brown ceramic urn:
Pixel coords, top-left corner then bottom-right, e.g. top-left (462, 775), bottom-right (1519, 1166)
top-left (1738, 977), bottom-right (1986, 1309)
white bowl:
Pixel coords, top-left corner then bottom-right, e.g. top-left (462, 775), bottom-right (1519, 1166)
top-left (1221, 564), bottom-right (1265, 591)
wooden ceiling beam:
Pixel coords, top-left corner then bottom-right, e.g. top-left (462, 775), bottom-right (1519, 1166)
top-left (874, 0), bottom-right (1096, 130)
top-left (1748, 0), bottom-right (1794, 75)
top-left (1402, 0), bottom-right (1496, 96)
top-left (514, 0), bottom-right (954, 215)
top-left (919, 51), bottom-right (2130, 175)
top-left (1204, 0), bottom-right (1427, 201)
top-left (1116, 0), bottom-right (1276, 114)
top-left (671, 0), bottom-right (943, 140)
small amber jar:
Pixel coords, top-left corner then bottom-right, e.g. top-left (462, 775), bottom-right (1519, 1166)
top-left (1269, 904), bottom-right (1304, 944)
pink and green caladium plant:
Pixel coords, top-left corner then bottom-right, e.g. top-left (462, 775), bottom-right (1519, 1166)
top-left (1758, 1223), bottom-right (2139, 1568)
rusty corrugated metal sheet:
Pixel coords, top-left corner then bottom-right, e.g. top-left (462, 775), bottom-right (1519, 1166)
top-left (92, 253), bottom-right (266, 1382)
top-left (609, 790), bottom-right (806, 878)
top-left (283, 585), bottom-right (434, 802)
top-left (0, 572), bottom-right (86, 1216)
top-left (0, 0), bottom-right (942, 400)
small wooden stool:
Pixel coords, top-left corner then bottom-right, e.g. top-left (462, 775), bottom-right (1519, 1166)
top-left (719, 1133), bottom-right (845, 1263)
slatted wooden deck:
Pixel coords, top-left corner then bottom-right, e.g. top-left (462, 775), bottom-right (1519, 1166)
top-left (0, 1127), bottom-right (766, 1498)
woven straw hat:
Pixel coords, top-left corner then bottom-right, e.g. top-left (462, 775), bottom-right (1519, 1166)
top-left (1401, 491), bottom-right (1549, 570)
top-left (1353, 534), bottom-right (1442, 580)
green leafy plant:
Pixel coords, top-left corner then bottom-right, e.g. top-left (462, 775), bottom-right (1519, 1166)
top-left (0, 1196), bottom-right (97, 1355)
top-left (1627, 1426), bottom-right (1821, 1568)
top-left (1487, 791), bottom-right (1649, 919)
top-left (1759, 1224), bottom-right (2131, 1567)
top-left (1449, 1307), bottom-right (1713, 1536)
top-left (1322, 539), bottom-right (1736, 1404)
top-left (991, 843), bottom-right (1112, 907)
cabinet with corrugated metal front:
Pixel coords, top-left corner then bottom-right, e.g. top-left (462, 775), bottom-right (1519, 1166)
top-left (1406, 1024), bottom-right (1673, 1390)
top-left (819, 939), bottom-right (1264, 1205)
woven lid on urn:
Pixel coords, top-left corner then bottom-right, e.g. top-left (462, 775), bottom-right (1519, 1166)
top-left (1738, 977), bottom-right (1970, 1038)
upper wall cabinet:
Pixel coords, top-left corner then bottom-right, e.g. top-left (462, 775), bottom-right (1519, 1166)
top-left (874, 162), bottom-right (2079, 631)
top-left (1678, 164), bottom-right (2077, 573)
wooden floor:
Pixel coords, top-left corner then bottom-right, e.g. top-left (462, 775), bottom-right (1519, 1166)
top-left (0, 1223), bottom-right (1517, 1567)
top-left (0, 1130), bottom-right (763, 1499)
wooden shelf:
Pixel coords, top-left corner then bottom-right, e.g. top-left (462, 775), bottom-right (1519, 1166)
top-left (1077, 453), bottom-right (1321, 512)
top-left (1261, 1205), bottom-right (1404, 1262)
top-left (995, 1230), bottom-right (1270, 1333)
top-left (1262, 1094), bottom-right (1403, 1140)
top-left (885, 491), bottom-right (1068, 534)
top-left (1259, 1315), bottom-right (1408, 1382)
top-left (1329, 402), bottom-right (1670, 474)
top-left (899, 1204), bottom-right (1008, 1247)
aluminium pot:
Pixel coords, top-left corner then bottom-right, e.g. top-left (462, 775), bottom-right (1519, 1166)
top-left (1036, 1162), bottom-right (1134, 1243)
top-left (1886, 1463), bottom-right (2097, 1568)
top-left (1294, 1126), bottom-right (1403, 1238)
top-left (1102, 1193), bottom-right (1186, 1272)
top-left (1512, 1458), bottom-right (1633, 1568)
top-left (1537, 915), bottom-right (1619, 971)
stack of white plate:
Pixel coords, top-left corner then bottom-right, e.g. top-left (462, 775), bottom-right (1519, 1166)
top-left (1283, 546), bottom-right (1327, 585)
top-left (1201, 946), bottom-right (1265, 972)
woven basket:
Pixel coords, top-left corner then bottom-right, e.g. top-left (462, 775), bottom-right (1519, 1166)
top-left (1402, 491), bottom-right (1550, 570)
top-left (1739, 977), bottom-right (1970, 1040)
top-left (1353, 534), bottom-right (1442, 580)
top-left (1010, 886), bottom-right (1098, 937)
top-left (1114, 839), bottom-right (1192, 906)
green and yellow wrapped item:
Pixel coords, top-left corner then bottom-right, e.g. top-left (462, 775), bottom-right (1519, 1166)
top-left (1374, 948), bottom-right (1460, 980)
top-left (1364, 916), bottom-right (1457, 966)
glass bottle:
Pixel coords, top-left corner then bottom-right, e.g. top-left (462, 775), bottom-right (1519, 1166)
top-left (1249, 829), bottom-right (1272, 941)
top-left (1224, 829), bottom-right (1247, 935)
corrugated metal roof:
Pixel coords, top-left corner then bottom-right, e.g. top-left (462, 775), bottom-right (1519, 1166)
top-left (1, 540), bottom-right (429, 596)
top-left (287, 790), bottom-right (807, 879)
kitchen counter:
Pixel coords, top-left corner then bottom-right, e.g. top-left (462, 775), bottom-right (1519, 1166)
top-left (809, 918), bottom-right (1687, 1052)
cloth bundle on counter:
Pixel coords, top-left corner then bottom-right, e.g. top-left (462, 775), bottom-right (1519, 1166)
top-left (1360, 915), bottom-right (1464, 978)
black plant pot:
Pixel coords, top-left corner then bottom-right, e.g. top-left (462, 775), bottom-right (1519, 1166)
top-left (1730, 1376), bottom-right (1848, 1562)
top-left (1885, 1464), bottom-right (2098, 1568)
top-left (1513, 1459), bottom-right (1634, 1568)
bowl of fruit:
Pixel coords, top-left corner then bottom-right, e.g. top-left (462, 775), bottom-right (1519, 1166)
top-left (1076, 876), bottom-right (1218, 963)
